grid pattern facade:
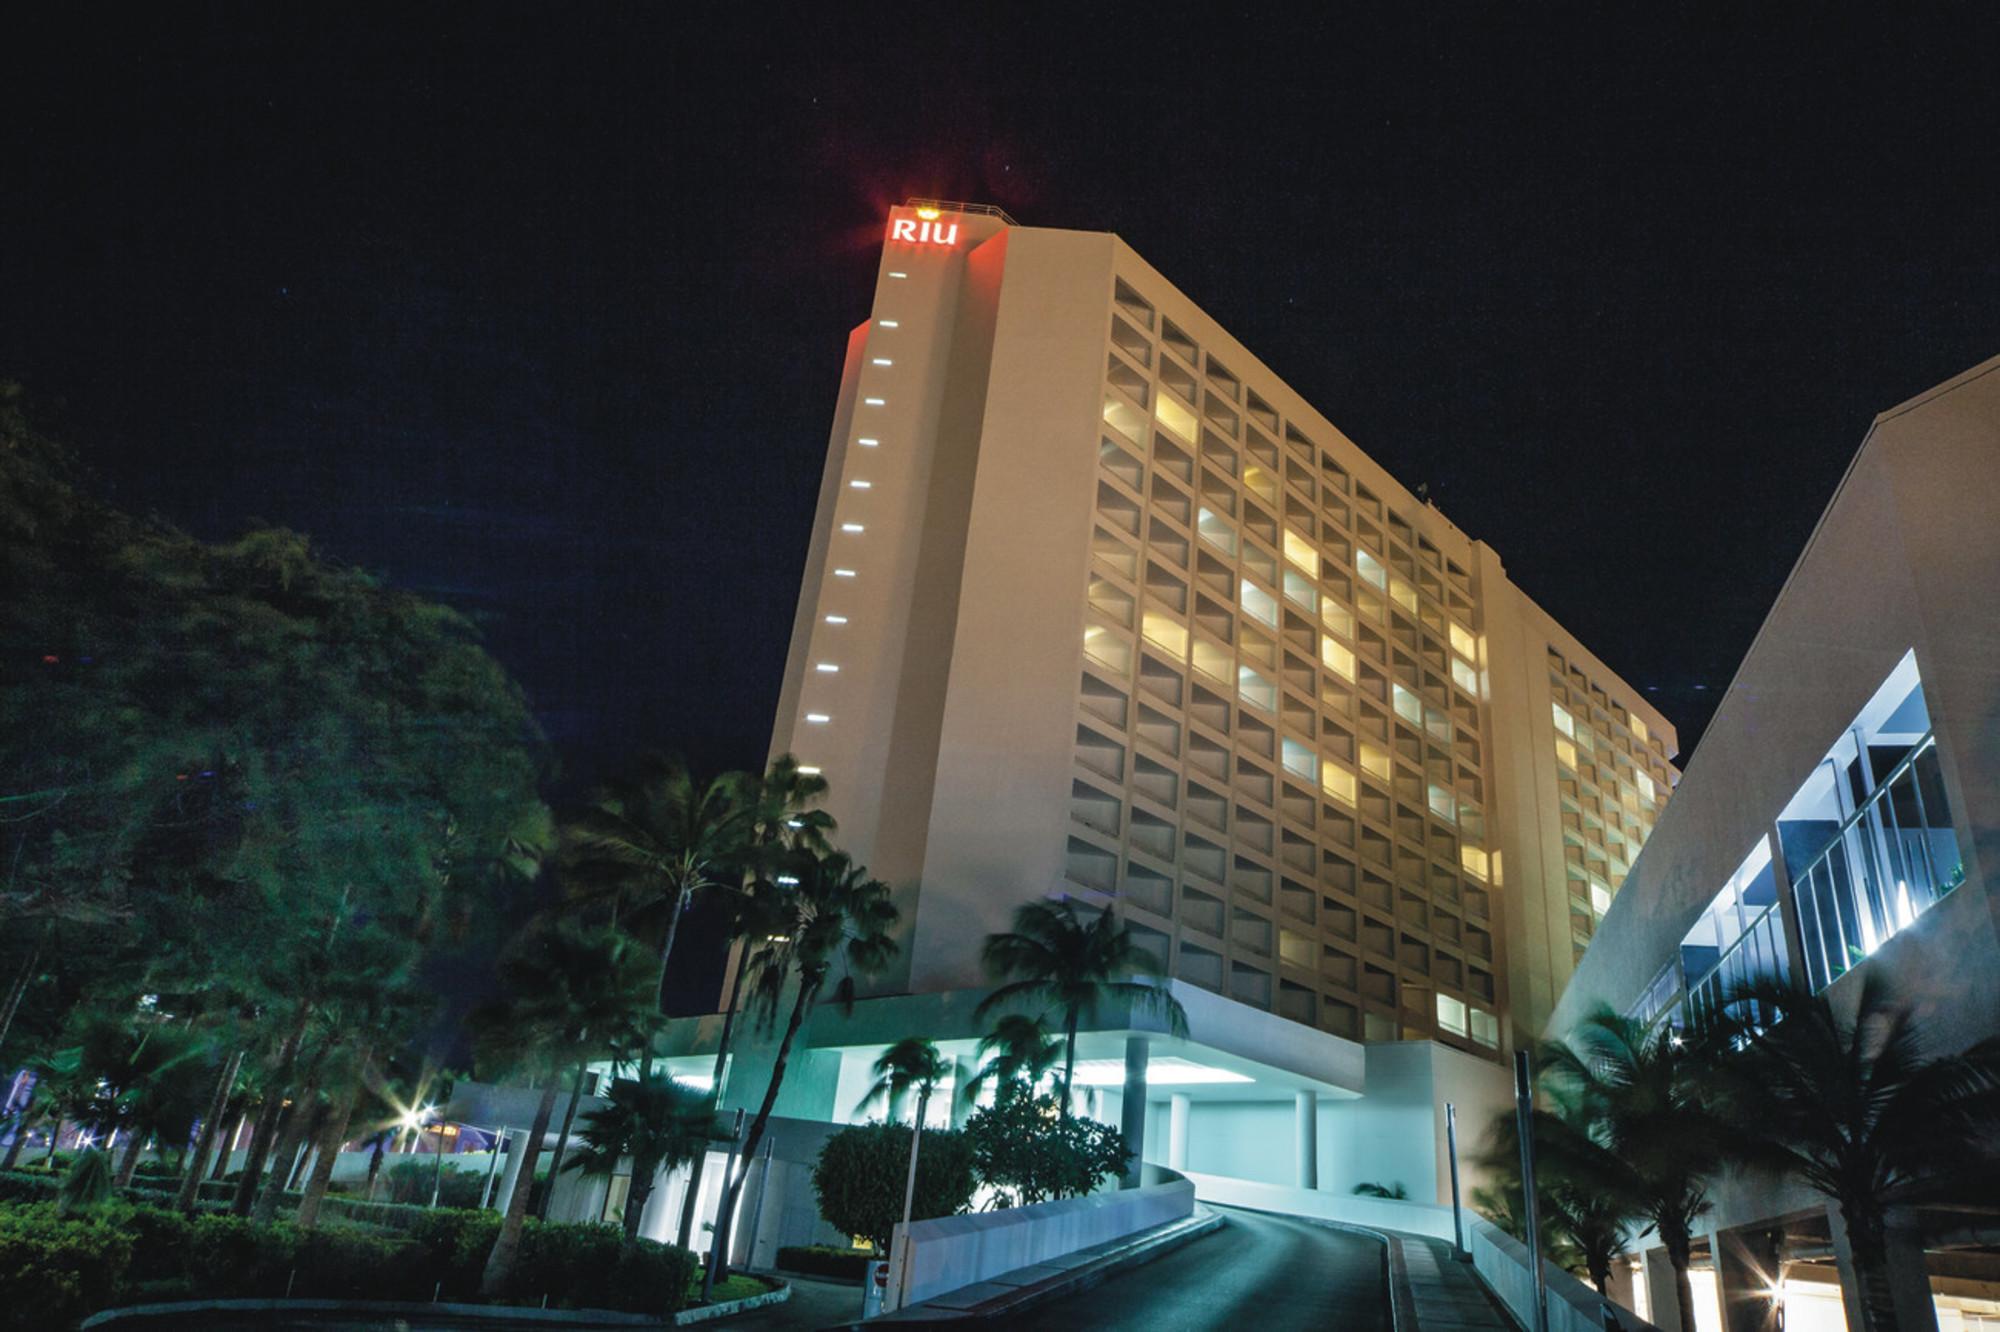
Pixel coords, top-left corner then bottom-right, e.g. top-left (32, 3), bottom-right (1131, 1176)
top-left (1545, 646), bottom-right (1676, 964)
top-left (1070, 276), bottom-right (1509, 1056)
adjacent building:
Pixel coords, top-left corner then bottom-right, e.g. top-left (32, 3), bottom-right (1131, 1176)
top-left (1548, 355), bottom-right (2000, 1332)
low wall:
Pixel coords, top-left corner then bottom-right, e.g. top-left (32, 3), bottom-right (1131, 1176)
top-left (1183, 1170), bottom-right (1458, 1241)
top-left (887, 1176), bottom-right (1195, 1312)
top-left (1468, 1217), bottom-right (1658, 1332)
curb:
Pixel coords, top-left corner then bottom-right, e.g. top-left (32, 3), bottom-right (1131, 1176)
top-left (843, 1205), bottom-right (1227, 1327)
top-left (79, 1282), bottom-right (792, 1331)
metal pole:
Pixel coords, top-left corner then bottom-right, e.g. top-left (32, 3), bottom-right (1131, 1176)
top-left (429, 1121), bottom-right (445, 1207)
top-left (1446, 1101), bottom-right (1466, 1258)
top-left (701, 1109), bottom-right (745, 1305)
top-left (892, 1087), bottom-right (928, 1315)
top-left (1514, 1051), bottom-right (1550, 1332)
top-left (479, 1129), bottom-right (505, 1210)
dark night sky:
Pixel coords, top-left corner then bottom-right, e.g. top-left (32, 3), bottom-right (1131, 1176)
top-left (6, 9), bottom-right (1999, 998)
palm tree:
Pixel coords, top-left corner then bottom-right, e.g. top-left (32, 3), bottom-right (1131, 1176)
top-left (708, 850), bottom-right (899, 1281)
top-left (563, 1073), bottom-right (717, 1239)
top-left (1540, 1010), bottom-right (1729, 1332)
top-left (961, 1014), bottom-right (1061, 1111)
top-left (1708, 977), bottom-right (2000, 1332)
top-left (976, 898), bottom-right (1188, 1118)
top-left (859, 1036), bottom-right (951, 1125)
top-left (1480, 1086), bottom-right (1645, 1296)
top-left (561, 754), bottom-right (755, 1011)
top-left (674, 755), bottom-right (834, 1248)
top-left (473, 921), bottom-right (658, 1297)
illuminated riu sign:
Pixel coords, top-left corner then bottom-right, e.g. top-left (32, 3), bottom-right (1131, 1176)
top-left (889, 207), bottom-right (958, 247)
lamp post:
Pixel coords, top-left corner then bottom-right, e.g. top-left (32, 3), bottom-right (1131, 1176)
top-left (1514, 1051), bottom-right (1549, 1332)
top-left (1446, 1101), bottom-right (1466, 1259)
top-left (701, 1109), bottom-right (745, 1305)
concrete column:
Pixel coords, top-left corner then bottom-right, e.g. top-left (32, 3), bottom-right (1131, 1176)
top-left (1294, 1090), bottom-right (1319, 1189)
top-left (1829, 1204), bottom-right (1937, 1332)
top-left (1119, 1036), bottom-right (1148, 1189)
top-left (951, 1057), bottom-right (978, 1129)
top-left (1713, 1225), bottom-right (1783, 1332)
top-left (489, 1130), bottom-right (527, 1216)
top-left (1643, 1246), bottom-right (1685, 1332)
top-left (1167, 1093), bottom-right (1191, 1172)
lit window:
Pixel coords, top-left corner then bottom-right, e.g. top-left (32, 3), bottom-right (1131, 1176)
top-left (1321, 602), bottom-right (1355, 640)
top-left (1552, 702), bottom-right (1575, 738)
top-left (863, 397), bottom-right (886, 406)
top-left (1321, 636), bottom-right (1356, 681)
top-left (1283, 530), bottom-right (1321, 577)
top-left (815, 663), bottom-right (839, 674)
top-left (1240, 580), bottom-right (1279, 628)
top-left (1461, 845), bottom-right (1490, 882)
top-left (841, 523), bottom-right (865, 533)
top-left (1555, 736), bottom-right (1578, 770)
top-left (1196, 508), bottom-right (1238, 555)
top-left (805, 713), bottom-right (830, 724)
top-left (1282, 570), bottom-right (1317, 612)
top-left (888, 271), bottom-right (908, 279)
top-left (1154, 392), bottom-right (1198, 444)
top-left (1238, 666), bottom-right (1277, 712)
top-left (1637, 771), bottom-right (1656, 803)
top-left (1428, 784), bottom-right (1456, 823)
top-left (1102, 395), bottom-right (1148, 445)
top-left (1449, 622), bottom-right (1477, 661)
top-left (1356, 549), bottom-right (1387, 590)
top-left (1359, 742), bottom-right (1390, 782)
top-left (877, 319), bottom-right (899, 328)
top-left (1469, 1008), bottom-right (1499, 1047)
top-left (1083, 625), bottom-right (1133, 674)
top-left (1141, 611), bottom-right (1188, 659)
top-left (1393, 684), bottom-right (1424, 728)
top-left (1191, 637), bottom-right (1231, 683)
top-left (857, 437), bottom-right (880, 447)
top-left (1322, 763), bottom-right (1357, 805)
top-left (1436, 994), bottom-right (1468, 1036)
top-left (1389, 575), bottom-right (1417, 615)
top-left (1281, 739), bottom-right (1317, 782)
top-left (824, 615), bottom-right (848, 624)
top-left (1590, 880), bottom-right (1613, 917)
top-left (850, 480), bottom-right (872, 489)
top-left (1451, 658), bottom-right (1478, 695)
top-left (1632, 715), bottom-right (1650, 744)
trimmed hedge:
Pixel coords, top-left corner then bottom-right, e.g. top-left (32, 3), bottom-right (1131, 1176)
top-left (0, 1199), bottom-right (702, 1327)
top-left (776, 1243), bottom-right (873, 1279)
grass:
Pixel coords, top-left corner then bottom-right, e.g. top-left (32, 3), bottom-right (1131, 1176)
top-left (690, 1273), bottom-right (773, 1305)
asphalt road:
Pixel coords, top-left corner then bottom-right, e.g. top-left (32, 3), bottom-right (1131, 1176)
top-left (1022, 1206), bottom-right (1391, 1331)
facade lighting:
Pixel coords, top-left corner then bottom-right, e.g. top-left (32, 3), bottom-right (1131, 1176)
top-left (841, 523), bottom-right (865, 533)
top-left (863, 397), bottom-right (886, 406)
top-left (857, 437), bottom-right (879, 447)
top-left (878, 319), bottom-right (899, 328)
top-left (825, 615), bottom-right (848, 624)
top-left (850, 480), bottom-right (872, 489)
top-left (805, 713), bottom-right (830, 724)
top-left (872, 358), bottom-right (893, 366)
top-left (833, 568), bottom-right (856, 578)
top-left (816, 663), bottom-right (839, 673)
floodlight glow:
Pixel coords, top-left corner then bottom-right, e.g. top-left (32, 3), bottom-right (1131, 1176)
top-left (1067, 1057), bottom-right (1253, 1088)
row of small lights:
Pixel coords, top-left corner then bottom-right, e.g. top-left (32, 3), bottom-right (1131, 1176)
top-left (799, 209), bottom-right (938, 777)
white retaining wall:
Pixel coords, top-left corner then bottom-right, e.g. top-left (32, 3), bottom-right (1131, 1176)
top-left (1468, 1217), bottom-right (1659, 1332)
top-left (1183, 1170), bottom-right (1458, 1241)
top-left (886, 1176), bottom-right (1195, 1312)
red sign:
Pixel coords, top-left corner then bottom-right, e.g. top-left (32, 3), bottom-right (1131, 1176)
top-left (890, 215), bottom-right (959, 247)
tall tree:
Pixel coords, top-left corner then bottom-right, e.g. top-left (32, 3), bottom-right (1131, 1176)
top-left (977, 899), bottom-right (1188, 1118)
top-left (709, 851), bottom-right (899, 1280)
top-left (1540, 1011), bottom-right (1729, 1332)
top-left (1709, 978), bottom-right (2000, 1332)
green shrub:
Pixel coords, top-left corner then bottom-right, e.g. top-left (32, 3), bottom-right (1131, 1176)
top-left (964, 1095), bottom-right (1130, 1205)
top-left (0, 1169), bottom-right (61, 1205)
top-left (812, 1123), bottom-right (977, 1251)
top-left (604, 1236), bottom-right (700, 1316)
top-left (0, 1205), bottom-right (135, 1331)
top-left (411, 1207), bottom-right (502, 1297)
top-left (291, 1222), bottom-right (428, 1300)
top-left (376, 1157), bottom-right (491, 1209)
top-left (183, 1213), bottom-right (301, 1296)
top-left (776, 1243), bottom-right (873, 1279)
top-left (511, 1218), bottom-right (625, 1305)
top-left (112, 1203), bottom-right (193, 1283)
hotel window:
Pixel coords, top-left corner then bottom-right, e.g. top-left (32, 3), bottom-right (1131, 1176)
top-left (1356, 549), bottom-right (1387, 590)
top-left (1282, 529), bottom-right (1320, 576)
top-left (1435, 993), bottom-right (1468, 1037)
top-left (1358, 741), bottom-right (1391, 783)
top-left (1779, 650), bottom-right (1964, 992)
top-left (1679, 838), bottom-right (1787, 1032)
top-left (1461, 844), bottom-right (1490, 882)
top-left (1281, 739), bottom-right (1317, 783)
top-left (1240, 580), bottom-right (1279, 628)
top-left (1102, 395), bottom-right (1148, 448)
top-left (1237, 665), bottom-right (1278, 713)
top-left (1468, 1007), bottom-right (1499, 1048)
top-left (1196, 507), bottom-right (1238, 556)
top-left (1154, 391), bottom-right (1199, 446)
top-left (1322, 762), bottom-right (1357, 806)
top-left (1140, 610), bottom-right (1188, 660)
top-left (1451, 657), bottom-right (1478, 696)
top-left (1321, 635), bottom-right (1357, 682)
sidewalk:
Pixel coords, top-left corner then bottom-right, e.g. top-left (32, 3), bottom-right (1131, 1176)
top-left (1397, 1235), bottom-right (1516, 1332)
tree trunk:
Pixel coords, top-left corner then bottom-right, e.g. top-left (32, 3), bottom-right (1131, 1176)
top-left (209, 1109), bottom-right (243, 1180)
top-left (1060, 1010), bottom-right (1080, 1119)
top-left (114, 1126), bottom-right (147, 1188)
top-left (0, 927), bottom-right (46, 1054)
top-left (1843, 1205), bottom-right (1902, 1332)
top-left (622, 1152), bottom-right (659, 1241)
top-left (538, 1058), bottom-right (589, 1220)
top-left (1663, 1226), bottom-right (1698, 1332)
top-left (712, 976), bottom-right (816, 1283)
top-left (676, 946), bottom-right (751, 1248)
top-left (653, 883), bottom-right (691, 1012)
top-left (179, 1049), bottom-right (243, 1212)
top-left (40, 1117), bottom-right (65, 1168)
top-left (252, 1054), bottom-right (325, 1225)
top-left (233, 1008), bottom-right (310, 1214)
top-left (297, 1055), bottom-right (369, 1230)
top-left (480, 1082), bottom-right (558, 1298)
